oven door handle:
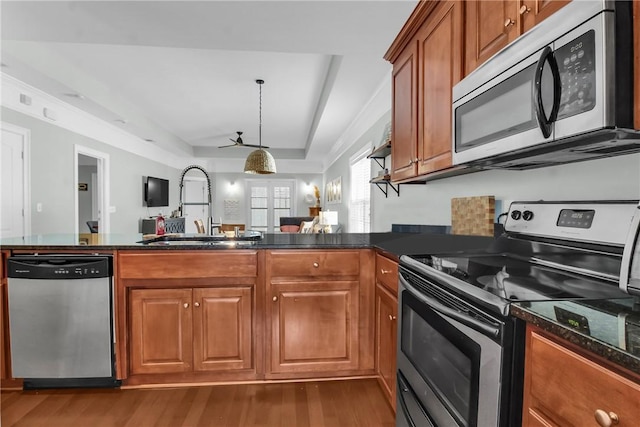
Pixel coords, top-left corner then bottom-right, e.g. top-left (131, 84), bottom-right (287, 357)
top-left (400, 274), bottom-right (501, 338)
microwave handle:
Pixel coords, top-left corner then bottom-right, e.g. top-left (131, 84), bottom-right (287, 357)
top-left (532, 45), bottom-right (561, 138)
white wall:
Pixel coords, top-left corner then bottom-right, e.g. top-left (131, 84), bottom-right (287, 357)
top-left (325, 110), bottom-right (640, 232)
top-left (2, 107), bottom-right (182, 235)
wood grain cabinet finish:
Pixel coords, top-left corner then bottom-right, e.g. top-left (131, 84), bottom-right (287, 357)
top-left (416, 0), bottom-right (463, 176)
top-left (129, 286), bottom-right (253, 376)
top-left (130, 288), bottom-right (193, 375)
top-left (376, 253), bottom-right (398, 295)
top-left (522, 326), bottom-right (640, 427)
top-left (386, 0), bottom-right (463, 182)
top-left (192, 286), bottom-right (252, 372)
top-left (391, 42), bottom-right (419, 181)
top-left (375, 282), bottom-right (397, 412)
top-left (465, 0), bottom-right (570, 75)
top-left (265, 250), bottom-right (374, 379)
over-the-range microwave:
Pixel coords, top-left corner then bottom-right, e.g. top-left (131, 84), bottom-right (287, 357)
top-left (452, 0), bottom-right (640, 169)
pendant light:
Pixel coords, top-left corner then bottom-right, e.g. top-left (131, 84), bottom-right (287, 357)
top-left (244, 79), bottom-right (277, 174)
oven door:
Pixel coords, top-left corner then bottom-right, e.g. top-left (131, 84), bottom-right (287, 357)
top-left (397, 268), bottom-right (505, 427)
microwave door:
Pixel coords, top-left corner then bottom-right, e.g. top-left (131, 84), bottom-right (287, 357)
top-left (452, 51), bottom-right (551, 166)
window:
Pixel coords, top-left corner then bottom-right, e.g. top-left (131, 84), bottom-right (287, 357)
top-left (349, 146), bottom-right (372, 232)
top-left (246, 180), bottom-right (295, 233)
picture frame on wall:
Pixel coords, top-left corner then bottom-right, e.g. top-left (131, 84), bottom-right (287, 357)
top-left (326, 176), bottom-right (341, 205)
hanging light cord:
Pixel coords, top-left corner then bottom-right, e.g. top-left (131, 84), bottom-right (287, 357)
top-left (257, 79), bottom-right (264, 149)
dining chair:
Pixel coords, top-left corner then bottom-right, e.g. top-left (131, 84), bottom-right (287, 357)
top-left (194, 219), bottom-right (206, 234)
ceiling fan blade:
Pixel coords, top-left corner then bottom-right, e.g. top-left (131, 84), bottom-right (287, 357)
top-left (243, 143), bottom-right (270, 149)
top-left (217, 143), bottom-right (237, 148)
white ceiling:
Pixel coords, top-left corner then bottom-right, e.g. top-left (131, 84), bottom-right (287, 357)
top-left (1, 0), bottom-right (417, 170)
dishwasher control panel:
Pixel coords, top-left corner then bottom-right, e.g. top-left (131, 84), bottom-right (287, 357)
top-left (7, 255), bottom-right (112, 279)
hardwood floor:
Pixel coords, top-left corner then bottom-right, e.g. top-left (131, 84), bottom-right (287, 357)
top-left (1, 379), bottom-right (395, 427)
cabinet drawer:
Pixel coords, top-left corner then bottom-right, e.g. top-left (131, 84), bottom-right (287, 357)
top-left (526, 330), bottom-right (640, 426)
top-left (118, 251), bottom-right (257, 279)
top-left (376, 253), bottom-right (398, 294)
top-left (268, 250), bottom-right (360, 277)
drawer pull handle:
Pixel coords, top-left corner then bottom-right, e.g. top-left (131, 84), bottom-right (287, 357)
top-left (183, 303), bottom-right (189, 309)
top-left (381, 269), bottom-right (392, 274)
top-left (194, 302), bottom-right (200, 308)
top-left (388, 315), bottom-right (397, 321)
top-left (272, 296), bottom-right (278, 302)
top-left (313, 262), bottom-right (319, 268)
top-left (594, 410), bottom-right (619, 427)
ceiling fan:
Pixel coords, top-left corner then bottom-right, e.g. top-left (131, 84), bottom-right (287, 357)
top-left (218, 131), bottom-right (270, 149)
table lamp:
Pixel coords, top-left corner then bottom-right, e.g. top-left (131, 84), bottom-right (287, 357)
top-left (319, 211), bottom-right (338, 233)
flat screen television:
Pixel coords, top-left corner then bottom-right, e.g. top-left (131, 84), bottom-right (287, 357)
top-left (145, 176), bottom-right (169, 207)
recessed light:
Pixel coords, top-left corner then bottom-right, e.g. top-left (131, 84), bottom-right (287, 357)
top-left (114, 118), bottom-right (127, 124)
top-left (144, 138), bottom-right (155, 143)
top-left (63, 93), bottom-right (85, 100)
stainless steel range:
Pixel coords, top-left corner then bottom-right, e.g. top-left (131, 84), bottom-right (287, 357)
top-left (397, 200), bottom-right (638, 427)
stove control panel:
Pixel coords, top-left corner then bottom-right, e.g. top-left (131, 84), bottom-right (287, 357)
top-left (505, 201), bottom-right (639, 246)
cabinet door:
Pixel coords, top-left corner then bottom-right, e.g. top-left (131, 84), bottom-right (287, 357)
top-left (130, 288), bottom-right (193, 375)
top-left (417, 0), bottom-right (463, 175)
top-left (375, 283), bottom-right (397, 411)
top-left (522, 327), bottom-right (640, 427)
top-left (269, 281), bottom-right (360, 374)
top-left (192, 286), bottom-right (253, 372)
top-left (521, 0), bottom-right (571, 33)
top-left (464, 0), bottom-right (520, 75)
top-left (391, 41), bottom-right (418, 182)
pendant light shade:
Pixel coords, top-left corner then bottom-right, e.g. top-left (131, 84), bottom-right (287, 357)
top-left (244, 79), bottom-right (277, 174)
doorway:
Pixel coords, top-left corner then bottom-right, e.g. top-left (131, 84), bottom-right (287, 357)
top-left (0, 122), bottom-right (31, 238)
top-left (75, 145), bottom-right (109, 235)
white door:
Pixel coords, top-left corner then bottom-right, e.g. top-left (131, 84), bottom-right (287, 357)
top-left (1, 124), bottom-right (29, 238)
top-left (247, 180), bottom-right (295, 233)
top-left (182, 178), bottom-right (207, 233)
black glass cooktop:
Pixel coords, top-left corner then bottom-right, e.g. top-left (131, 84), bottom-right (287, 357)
top-left (407, 253), bottom-right (630, 303)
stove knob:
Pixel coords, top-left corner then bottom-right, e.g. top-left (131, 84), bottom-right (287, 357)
top-left (511, 210), bottom-right (522, 220)
top-left (522, 210), bottom-right (534, 221)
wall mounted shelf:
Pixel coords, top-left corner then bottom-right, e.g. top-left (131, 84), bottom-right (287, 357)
top-left (367, 143), bottom-right (400, 197)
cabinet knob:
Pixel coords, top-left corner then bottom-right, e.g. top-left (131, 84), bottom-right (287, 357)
top-left (272, 296), bottom-right (278, 302)
top-left (381, 269), bottom-right (392, 274)
top-left (519, 5), bottom-right (531, 15)
top-left (194, 302), bottom-right (200, 308)
top-left (594, 410), bottom-right (619, 427)
top-left (388, 314), bottom-right (397, 321)
top-left (313, 262), bottom-right (319, 268)
top-left (183, 303), bottom-right (189, 309)
top-left (504, 18), bottom-right (515, 28)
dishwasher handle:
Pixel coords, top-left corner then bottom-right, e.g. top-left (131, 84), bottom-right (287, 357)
top-left (8, 255), bottom-right (112, 279)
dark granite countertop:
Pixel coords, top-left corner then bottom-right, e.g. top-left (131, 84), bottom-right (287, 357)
top-left (511, 298), bottom-right (640, 376)
top-left (0, 232), bottom-right (495, 257)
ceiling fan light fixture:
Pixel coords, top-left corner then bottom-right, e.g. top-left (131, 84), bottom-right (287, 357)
top-left (244, 79), bottom-right (276, 174)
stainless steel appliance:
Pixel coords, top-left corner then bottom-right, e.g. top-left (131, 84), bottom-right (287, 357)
top-left (452, 1), bottom-right (639, 170)
top-left (7, 255), bottom-right (118, 389)
top-left (621, 204), bottom-right (640, 295)
top-left (397, 201), bottom-right (638, 426)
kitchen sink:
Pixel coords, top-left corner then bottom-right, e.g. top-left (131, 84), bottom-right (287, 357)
top-left (138, 231), bottom-right (262, 246)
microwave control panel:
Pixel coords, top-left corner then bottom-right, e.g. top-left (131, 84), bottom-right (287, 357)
top-left (556, 30), bottom-right (596, 120)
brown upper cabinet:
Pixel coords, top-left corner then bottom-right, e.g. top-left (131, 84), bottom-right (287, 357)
top-left (465, 1), bottom-right (570, 75)
top-left (386, 0), bottom-right (464, 182)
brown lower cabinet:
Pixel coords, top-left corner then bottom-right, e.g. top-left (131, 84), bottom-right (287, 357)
top-left (375, 283), bottom-right (397, 411)
top-left (522, 325), bottom-right (640, 426)
top-left (265, 249), bottom-right (375, 379)
top-left (129, 286), bottom-right (252, 375)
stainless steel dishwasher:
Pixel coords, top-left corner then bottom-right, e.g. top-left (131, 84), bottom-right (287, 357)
top-left (7, 255), bottom-right (119, 389)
